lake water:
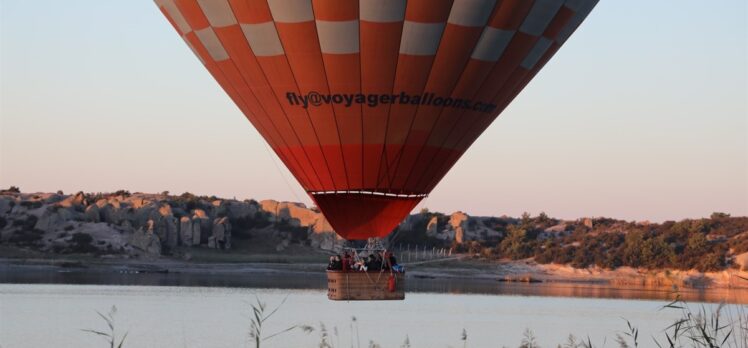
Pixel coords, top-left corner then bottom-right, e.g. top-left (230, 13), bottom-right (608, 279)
top-left (1, 281), bottom-right (743, 348)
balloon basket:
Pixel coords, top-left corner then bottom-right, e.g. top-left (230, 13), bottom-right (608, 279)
top-left (326, 271), bottom-right (405, 301)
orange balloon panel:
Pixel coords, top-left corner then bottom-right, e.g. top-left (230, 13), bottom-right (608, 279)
top-left (155, 0), bottom-right (598, 240)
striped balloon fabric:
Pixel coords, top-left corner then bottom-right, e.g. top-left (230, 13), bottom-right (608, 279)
top-left (155, 0), bottom-right (598, 240)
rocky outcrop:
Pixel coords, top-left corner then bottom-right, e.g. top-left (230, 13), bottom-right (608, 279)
top-left (425, 216), bottom-right (439, 238)
top-left (84, 205), bottom-right (100, 222)
top-left (58, 192), bottom-right (86, 209)
top-left (191, 209), bottom-right (210, 244)
top-left (144, 205), bottom-right (179, 248)
top-left (415, 212), bottom-right (502, 243)
top-left (735, 252), bottom-right (748, 271)
top-left (0, 197), bottom-right (14, 215)
top-left (208, 217), bottom-right (231, 249)
top-left (179, 216), bottom-right (194, 246)
top-left (226, 200), bottom-right (258, 220)
top-left (0, 191), bottom-right (511, 257)
top-left (260, 200), bottom-right (316, 226)
top-left (130, 227), bottom-right (161, 257)
top-left (449, 212), bottom-right (469, 243)
top-left (260, 199), bottom-right (341, 251)
top-left (34, 207), bottom-right (75, 232)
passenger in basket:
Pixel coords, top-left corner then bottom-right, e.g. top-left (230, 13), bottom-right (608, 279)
top-left (384, 251), bottom-right (397, 270)
top-left (341, 251), bottom-right (351, 271)
top-left (327, 255), bottom-right (342, 270)
top-left (327, 256), bottom-right (336, 270)
top-left (367, 254), bottom-right (381, 272)
top-left (386, 251), bottom-right (404, 272)
top-left (354, 259), bottom-right (366, 272)
top-left (333, 255), bottom-right (342, 270)
top-left (388, 252), bottom-right (398, 269)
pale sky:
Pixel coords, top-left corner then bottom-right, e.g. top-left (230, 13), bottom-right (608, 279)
top-left (1, 1), bottom-right (746, 222)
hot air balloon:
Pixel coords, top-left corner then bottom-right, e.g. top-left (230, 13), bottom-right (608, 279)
top-left (154, 0), bottom-right (597, 242)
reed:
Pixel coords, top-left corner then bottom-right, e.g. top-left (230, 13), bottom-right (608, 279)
top-left (81, 306), bottom-right (127, 348)
top-left (77, 296), bottom-right (747, 348)
top-left (651, 298), bottom-right (747, 348)
top-left (246, 295), bottom-right (314, 348)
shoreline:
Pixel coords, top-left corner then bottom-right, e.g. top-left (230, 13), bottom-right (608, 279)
top-left (2, 256), bottom-right (746, 288)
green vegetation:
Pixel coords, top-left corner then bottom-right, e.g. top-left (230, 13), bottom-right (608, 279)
top-left (7, 215), bottom-right (43, 246)
top-left (402, 212), bottom-right (748, 272)
top-left (2, 186), bottom-right (20, 193)
top-left (69, 232), bottom-right (97, 253)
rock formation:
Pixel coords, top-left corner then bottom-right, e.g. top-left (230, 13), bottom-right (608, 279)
top-left (209, 217), bottom-right (231, 249)
top-left (130, 226), bottom-right (161, 257)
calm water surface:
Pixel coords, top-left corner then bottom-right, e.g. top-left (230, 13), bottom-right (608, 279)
top-left (2, 268), bottom-right (748, 347)
top-left (0, 283), bottom-right (740, 348)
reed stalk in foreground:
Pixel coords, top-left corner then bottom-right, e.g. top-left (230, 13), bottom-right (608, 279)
top-left (81, 306), bottom-right (127, 348)
top-left (78, 296), bottom-right (747, 348)
top-left (246, 295), bottom-right (313, 348)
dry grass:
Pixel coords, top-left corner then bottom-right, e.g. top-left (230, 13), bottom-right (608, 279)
top-left (81, 306), bottom-right (127, 348)
top-left (77, 295), bottom-right (748, 348)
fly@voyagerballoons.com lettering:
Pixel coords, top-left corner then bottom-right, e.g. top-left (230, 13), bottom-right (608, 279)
top-left (285, 91), bottom-right (497, 114)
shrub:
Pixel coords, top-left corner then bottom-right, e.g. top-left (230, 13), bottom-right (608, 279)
top-left (9, 229), bottom-right (44, 246)
top-left (69, 232), bottom-right (97, 253)
top-left (230, 212), bottom-right (272, 239)
top-left (4, 186), bottom-right (20, 193)
top-left (113, 190), bottom-right (131, 197)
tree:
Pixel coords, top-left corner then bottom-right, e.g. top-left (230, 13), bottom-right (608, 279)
top-left (520, 212), bottom-right (532, 227)
top-left (711, 212), bottom-right (731, 220)
top-left (70, 232), bottom-right (97, 253)
top-left (622, 230), bottom-right (645, 267)
top-left (500, 225), bottom-right (533, 259)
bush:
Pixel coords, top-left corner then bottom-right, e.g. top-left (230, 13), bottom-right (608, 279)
top-left (3, 186), bottom-right (20, 193)
top-left (9, 229), bottom-right (44, 246)
top-left (499, 225), bottom-right (534, 259)
top-left (113, 190), bottom-right (130, 197)
top-left (21, 215), bottom-right (38, 230)
top-left (230, 212), bottom-right (272, 239)
top-left (69, 232), bottom-right (97, 253)
top-left (276, 220), bottom-right (308, 243)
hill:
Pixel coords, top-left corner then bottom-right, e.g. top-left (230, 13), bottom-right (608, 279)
top-left (1, 187), bottom-right (747, 276)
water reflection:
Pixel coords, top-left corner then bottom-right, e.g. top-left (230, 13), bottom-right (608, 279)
top-left (2, 267), bottom-right (747, 304)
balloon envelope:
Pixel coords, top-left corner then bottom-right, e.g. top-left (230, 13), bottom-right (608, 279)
top-left (155, 0), bottom-right (597, 240)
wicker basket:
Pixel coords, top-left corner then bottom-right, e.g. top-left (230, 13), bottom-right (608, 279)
top-left (327, 271), bottom-right (405, 301)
